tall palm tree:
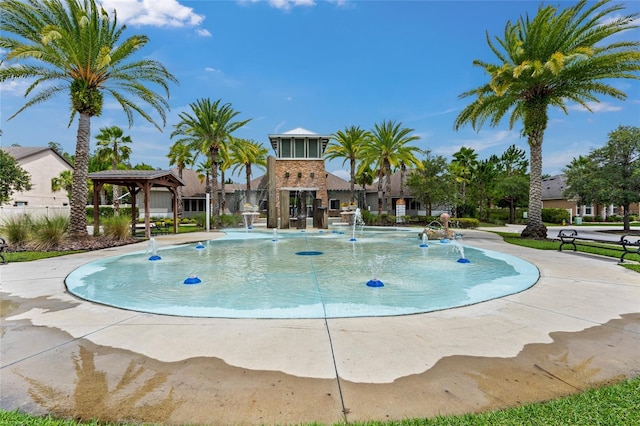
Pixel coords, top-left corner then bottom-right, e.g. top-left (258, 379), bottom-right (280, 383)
top-left (450, 146), bottom-right (478, 216)
top-left (229, 138), bottom-right (269, 192)
top-left (95, 125), bottom-right (132, 213)
top-left (171, 98), bottom-right (250, 216)
top-left (0, 0), bottom-right (177, 237)
top-left (325, 125), bottom-right (370, 204)
top-left (454, 0), bottom-right (640, 239)
top-left (167, 140), bottom-right (195, 218)
top-left (359, 120), bottom-right (421, 216)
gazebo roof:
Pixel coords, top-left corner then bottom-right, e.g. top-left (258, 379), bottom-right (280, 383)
top-left (87, 169), bottom-right (185, 188)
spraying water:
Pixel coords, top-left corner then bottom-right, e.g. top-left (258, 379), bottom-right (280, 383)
top-left (147, 237), bottom-right (161, 261)
top-left (350, 208), bottom-right (365, 241)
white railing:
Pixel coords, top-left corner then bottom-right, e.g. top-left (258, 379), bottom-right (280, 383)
top-left (0, 205), bottom-right (71, 222)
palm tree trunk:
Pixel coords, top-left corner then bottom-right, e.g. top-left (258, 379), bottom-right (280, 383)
top-left (69, 113), bottom-right (91, 237)
top-left (521, 134), bottom-right (548, 239)
top-left (377, 168), bottom-right (383, 217)
top-left (177, 167), bottom-right (184, 218)
top-left (221, 169), bottom-right (226, 214)
top-left (349, 157), bottom-right (355, 204)
top-left (210, 148), bottom-right (219, 216)
top-left (385, 162), bottom-right (392, 215)
top-left (112, 158), bottom-right (120, 213)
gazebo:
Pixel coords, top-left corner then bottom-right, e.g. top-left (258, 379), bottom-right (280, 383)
top-left (88, 170), bottom-right (185, 238)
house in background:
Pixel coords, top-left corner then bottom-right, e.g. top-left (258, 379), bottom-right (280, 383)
top-left (541, 174), bottom-right (639, 220)
top-left (1, 146), bottom-right (73, 207)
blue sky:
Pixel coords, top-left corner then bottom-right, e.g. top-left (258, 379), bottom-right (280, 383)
top-left (1, 0), bottom-right (639, 181)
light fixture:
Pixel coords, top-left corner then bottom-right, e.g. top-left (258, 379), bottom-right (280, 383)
top-left (310, 172), bottom-right (314, 178)
top-left (285, 172), bottom-right (290, 178)
top-left (298, 172), bottom-right (302, 178)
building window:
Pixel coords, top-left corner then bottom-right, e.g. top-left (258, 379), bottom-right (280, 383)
top-left (294, 138), bottom-right (305, 158)
top-left (308, 138), bottom-right (319, 158)
top-left (14, 201), bottom-right (28, 207)
top-left (280, 138), bottom-right (292, 157)
top-left (585, 205), bottom-right (592, 215)
top-left (329, 199), bottom-right (340, 210)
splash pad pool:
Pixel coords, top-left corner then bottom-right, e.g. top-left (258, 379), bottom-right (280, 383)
top-left (66, 228), bottom-right (539, 319)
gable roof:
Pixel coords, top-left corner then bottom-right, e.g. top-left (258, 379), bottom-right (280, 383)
top-left (541, 174), bottom-right (568, 200)
top-left (2, 146), bottom-right (73, 168)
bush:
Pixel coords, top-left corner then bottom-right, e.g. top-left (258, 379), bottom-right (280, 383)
top-left (0, 214), bottom-right (31, 245)
top-left (102, 215), bottom-right (131, 240)
top-left (542, 208), bottom-right (570, 224)
top-left (28, 215), bottom-right (69, 251)
top-left (451, 218), bottom-right (479, 229)
top-left (606, 215), bottom-right (622, 222)
top-left (220, 214), bottom-right (242, 227)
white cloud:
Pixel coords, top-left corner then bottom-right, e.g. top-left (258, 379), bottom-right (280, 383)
top-left (196, 28), bottom-right (212, 37)
top-left (205, 67), bottom-right (221, 73)
top-left (567, 101), bottom-right (622, 113)
top-left (274, 121), bottom-right (286, 133)
top-left (238, 0), bottom-right (315, 11)
top-left (100, 0), bottom-right (205, 28)
top-left (330, 169), bottom-right (350, 181)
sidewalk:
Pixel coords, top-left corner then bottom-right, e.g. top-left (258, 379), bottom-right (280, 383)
top-left (1, 229), bottom-right (639, 425)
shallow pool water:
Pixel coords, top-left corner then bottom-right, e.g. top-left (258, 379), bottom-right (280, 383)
top-left (65, 229), bottom-right (539, 318)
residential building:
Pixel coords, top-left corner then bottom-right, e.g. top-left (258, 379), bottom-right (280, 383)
top-left (1, 146), bottom-right (73, 207)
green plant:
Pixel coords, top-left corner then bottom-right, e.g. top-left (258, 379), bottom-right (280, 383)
top-left (542, 208), bottom-right (570, 224)
top-left (29, 215), bottom-right (69, 251)
top-left (0, 214), bottom-right (31, 245)
top-left (102, 215), bottom-right (131, 240)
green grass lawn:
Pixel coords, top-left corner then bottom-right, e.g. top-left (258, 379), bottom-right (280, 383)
top-left (494, 231), bottom-right (640, 270)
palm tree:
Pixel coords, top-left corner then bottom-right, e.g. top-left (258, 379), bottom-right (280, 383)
top-left (325, 126), bottom-right (370, 204)
top-left (229, 138), bottom-right (269, 193)
top-left (354, 164), bottom-right (375, 211)
top-left (359, 120), bottom-right (421, 216)
top-left (167, 140), bottom-right (195, 218)
top-left (95, 125), bottom-right (132, 213)
top-left (171, 98), bottom-right (250, 216)
top-left (0, 0), bottom-right (177, 237)
top-left (454, 0), bottom-right (640, 239)
top-left (449, 146), bottom-right (478, 217)
top-left (51, 170), bottom-right (74, 202)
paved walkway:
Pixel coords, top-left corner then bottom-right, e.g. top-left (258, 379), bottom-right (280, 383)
top-left (1, 227), bottom-right (639, 425)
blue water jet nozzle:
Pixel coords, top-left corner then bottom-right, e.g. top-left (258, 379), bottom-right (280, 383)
top-left (440, 239), bottom-right (450, 244)
top-left (148, 255), bottom-right (161, 261)
top-left (457, 258), bottom-right (471, 263)
top-left (184, 276), bottom-right (202, 285)
top-left (366, 279), bottom-right (384, 288)
top-left (419, 243), bottom-right (428, 248)
top-left (195, 244), bottom-right (205, 249)
top-left (350, 238), bottom-right (357, 242)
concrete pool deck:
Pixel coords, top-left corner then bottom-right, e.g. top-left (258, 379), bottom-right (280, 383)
top-left (1, 227), bottom-right (639, 425)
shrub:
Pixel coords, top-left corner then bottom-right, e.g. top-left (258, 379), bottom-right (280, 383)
top-left (29, 215), bottom-right (69, 251)
top-left (606, 215), bottom-right (622, 222)
top-left (102, 215), bottom-right (131, 240)
top-left (452, 218), bottom-right (479, 229)
top-left (0, 214), bottom-right (31, 245)
top-left (220, 214), bottom-right (242, 227)
top-left (542, 208), bottom-right (570, 224)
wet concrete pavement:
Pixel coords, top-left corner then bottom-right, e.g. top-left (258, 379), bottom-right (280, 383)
top-left (1, 227), bottom-right (639, 425)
